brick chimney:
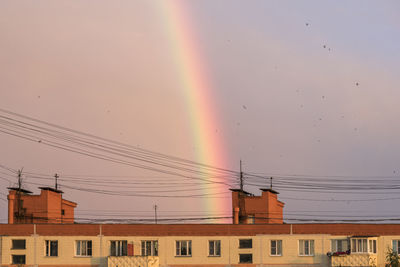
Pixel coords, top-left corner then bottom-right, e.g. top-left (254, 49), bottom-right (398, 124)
top-left (7, 187), bottom-right (77, 224)
top-left (231, 188), bottom-right (284, 224)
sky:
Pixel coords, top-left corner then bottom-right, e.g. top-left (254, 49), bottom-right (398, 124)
top-left (0, 0), bottom-right (400, 223)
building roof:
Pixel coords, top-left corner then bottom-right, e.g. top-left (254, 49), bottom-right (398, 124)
top-left (39, 187), bottom-right (63, 194)
top-left (7, 187), bottom-right (32, 194)
top-left (1, 223), bottom-right (400, 236)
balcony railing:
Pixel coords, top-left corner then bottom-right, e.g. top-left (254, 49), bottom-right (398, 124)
top-left (330, 253), bottom-right (377, 267)
top-left (108, 256), bottom-right (159, 267)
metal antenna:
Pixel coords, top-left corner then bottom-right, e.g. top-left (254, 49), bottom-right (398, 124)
top-left (270, 177), bottom-right (273, 189)
top-left (54, 173), bottom-right (59, 190)
top-left (154, 204), bottom-right (158, 224)
top-left (240, 160), bottom-right (243, 191)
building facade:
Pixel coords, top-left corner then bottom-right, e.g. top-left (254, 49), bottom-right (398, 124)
top-left (1, 223), bottom-right (400, 266)
top-left (2, 187), bottom-right (400, 266)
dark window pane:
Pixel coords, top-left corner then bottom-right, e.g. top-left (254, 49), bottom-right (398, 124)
top-left (51, 241), bottom-right (58, 256)
top-left (239, 239), bottom-right (252, 249)
top-left (239, 253), bottom-right (252, 263)
top-left (111, 241), bottom-right (116, 256)
top-left (12, 255), bottom-right (26, 264)
top-left (12, 240), bottom-right (26, 249)
top-left (87, 241), bottom-right (92, 256)
top-left (122, 241), bottom-right (127, 256)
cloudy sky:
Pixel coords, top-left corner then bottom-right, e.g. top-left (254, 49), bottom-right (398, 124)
top-left (1, 0), bottom-right (400, 223)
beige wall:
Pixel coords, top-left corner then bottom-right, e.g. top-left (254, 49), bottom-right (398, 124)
top-left (1, 233), bottom-right (399, 266)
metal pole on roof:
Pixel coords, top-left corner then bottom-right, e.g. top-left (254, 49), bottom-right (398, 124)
top-left (154, 204), bottom-right (158, 224)
top-left (240, 160), bottom-right (243, 191)
top-left (54, 173), bottom-right (59, 190)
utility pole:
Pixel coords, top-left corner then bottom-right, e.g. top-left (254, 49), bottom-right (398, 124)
top-left (154, 205), bottom-right (158, 224)
top-left (54, 173), bottom-right (59, 190)
top-left (239, 160), bottom-right (244, 191)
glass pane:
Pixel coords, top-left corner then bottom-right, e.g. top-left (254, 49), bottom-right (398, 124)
top-left (188, 241), bottom-right (192, 255)
top-left (352, 239), bottom-right (356, 252)
top-left (141, 241), bottom-right (145, 256)
top-left (277, 240), bottom-right (282, 255)
top-left (111, 241), bottom-right (116, 256)
top-left (310, 240), bottom-right (314, 255)
top-left (122, 241), bottom-right (127, 256)
top-left (216, 241), bottom-right (221, 256)
top-left (87, 241), bottom-right (92, 256)
top-left (82, 241), bottom-right (87, 256)
top-left (181, 241), bottom-right (187, 255)
top-left (209, 241), bottom-right (214, 255)
top-left (76, 241), bottom-right (81, 256)
top-left (362, 239), bottom-right (367, 252)
top-left (51, 241), bottom-right (58, 256)
top-left (146, 241), bottom-right (152, 255)
top-left (176, 241), bottom-right (180, 256)
top-left (271, 240), bottom-right (276, 255)
top-left (305, 241), bottom-right (310, 255)
top-left (154, 241), bottom-right (158, 256)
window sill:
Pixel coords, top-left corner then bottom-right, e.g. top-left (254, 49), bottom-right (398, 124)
top-left (270, 254), bottom-right (282, 257)
top-left (175, 255), bottom-right (192, 257)
top-left (208, 255), bottom-right (221, 257)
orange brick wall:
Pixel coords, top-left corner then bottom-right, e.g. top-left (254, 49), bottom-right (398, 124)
top-left (7, 188), bottom-right (76, 224)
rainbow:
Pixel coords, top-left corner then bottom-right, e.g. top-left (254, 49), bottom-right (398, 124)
top-left (158, 2), bottom-right (231, 219)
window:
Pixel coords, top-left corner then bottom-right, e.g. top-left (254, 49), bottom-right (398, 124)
top-left (351, 238), bottom-right (367, 253)
top-left (12, 239), bottom-right (26, 249)
top-left (247, 215), bottom-right (255, 224)
top-left (110, 240), bottom-right (127, 256)
top-left (331, 239), bottom-right (348, 253)
top-left (12, 255), bottom-right (26, 264)
top-left (299, 240), bottom-right (314, 256)
top-left (76, 240), bottom-right (92, 256)
top-left (393, 240), bottom-right (400, 254)
top-left (369, 239), bottom-right (377, 253)
top-left (270, 240), bottom-right (282, 256)
top-left (45, 240), bottom-right (58, 257)
top-left (61, 209), bottom-right (65, 215)
top-left (239, 239), bottom-right (252, 249)
top-left (239, 253), bottom-right (252, 263)
top-left (209, 240), bottom-right (221, 256)
top-left (176, 240), bottom-right (191, 256)
top-left (142, 240), bottom-right (158, 256)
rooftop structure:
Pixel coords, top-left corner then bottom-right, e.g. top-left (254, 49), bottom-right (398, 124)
top-left (7, 187), bottom-right (77, 224)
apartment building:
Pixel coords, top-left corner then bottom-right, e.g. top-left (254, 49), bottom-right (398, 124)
top-left (2, 187), bottom-right (400, 267)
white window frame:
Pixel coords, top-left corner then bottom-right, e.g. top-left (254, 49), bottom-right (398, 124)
top-left (110, 240), bottom-right (127, 256)
top-left (141, 240), bottom-right (158, 256)
top-left (75, 240), bottom-right (92, 257)
top-left (45, 240), bottom-right (58, 257)
top-left (331, 239), bottom-right (348, 253)
top-left (270, 240), bottom-right (282, 256)
top-left (299, 240), bottom-right (314, 256)
top-left (351, 238), bottom-right (376, 254)
top-left (208, 240), bottom-right (221, 257)
top-left (369, 239), bottom-right (377, 254)
top-left (393, 240), bottom-right (400, 254)
top-left (176, 240), bottom-right (192, 257)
